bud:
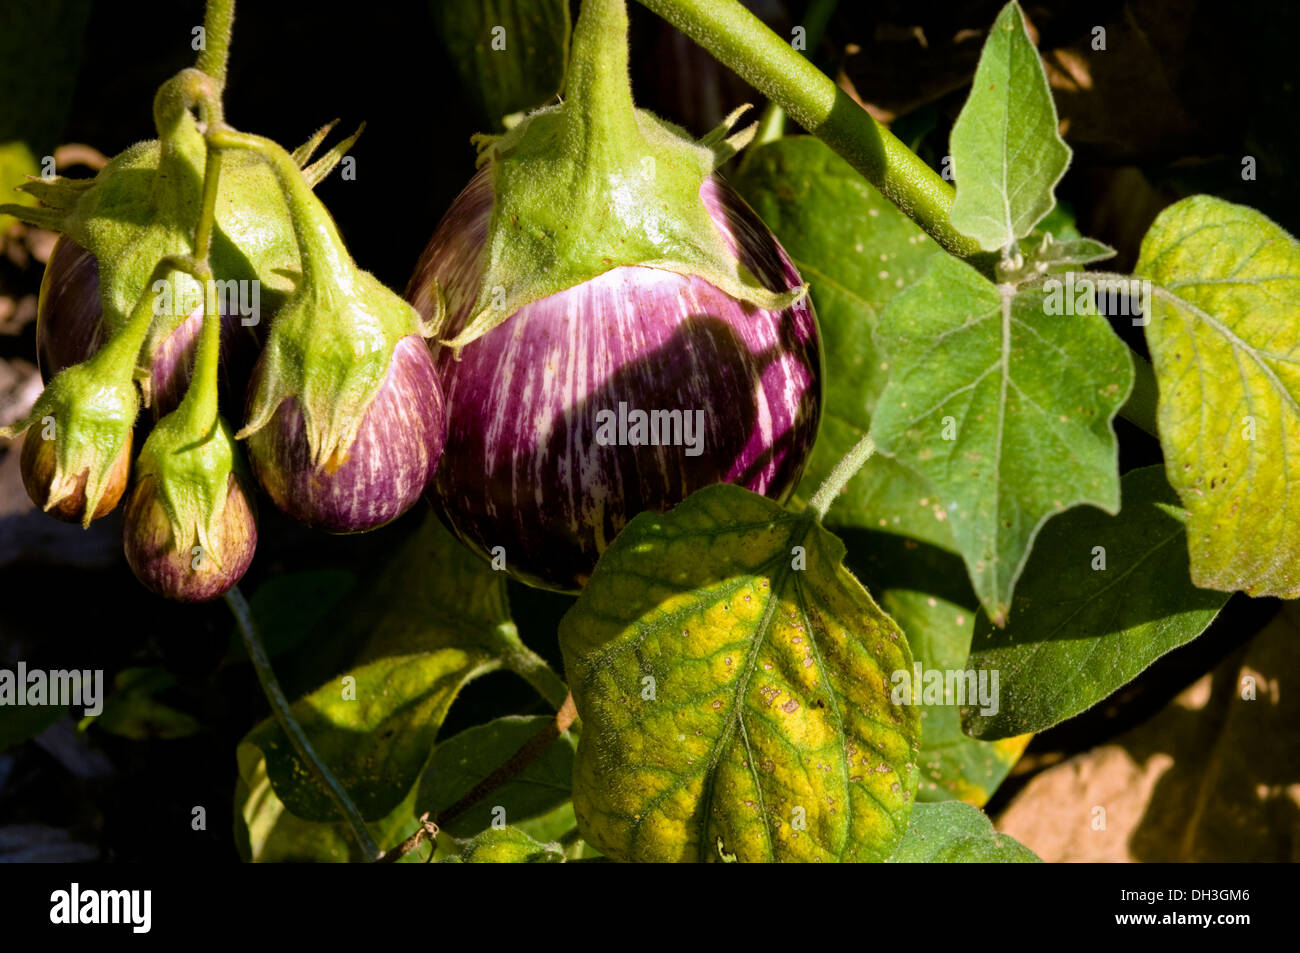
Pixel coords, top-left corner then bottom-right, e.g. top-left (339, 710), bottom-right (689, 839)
top-left (3, 361), bottom-right (138, 526)
top-left (123, 415), bottom-right (257, 602)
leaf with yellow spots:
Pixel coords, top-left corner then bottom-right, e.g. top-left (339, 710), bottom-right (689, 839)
top-left (559, 483), bottom-right (921, 862)
top-left (871, 253), bottom-right (1133, 624)
top-left (1135, 195), bottom-right (1300, 598)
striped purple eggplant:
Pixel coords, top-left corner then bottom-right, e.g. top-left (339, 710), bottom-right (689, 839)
top-left (123, 471), bottom-right (257, 602)
top-left (243, 334), bottom-right (445, 534)
top-left (36, 237), bottom-right (260, 418)
top-left (406, 169), bottom-right (821, 591)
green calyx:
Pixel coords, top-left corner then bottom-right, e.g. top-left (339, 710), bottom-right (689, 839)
top-left (218, 130), bottom-right (436, 469)
top-left (135, 411), bottom-right (245, 570)
top-left (444, 0), bottom-right (805, 353)
top-left (1, 347), bottom-right (139, 527)
top-left (0, 72), bottom-right (359, 396)
top-left (0, 258), bottom-right (177, 524)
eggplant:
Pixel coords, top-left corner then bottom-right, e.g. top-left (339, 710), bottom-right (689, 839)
top-left (407, 170), bottom-right (821, 591)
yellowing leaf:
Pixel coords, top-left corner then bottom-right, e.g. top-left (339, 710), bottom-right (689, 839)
top-left (1136, 194), bottom-right (1300, 597)
top-left (559, 484), bottom-right (920, 863)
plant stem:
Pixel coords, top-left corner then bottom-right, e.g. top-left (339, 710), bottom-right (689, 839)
top-left (225, 586), bottom-right (380, 862)
top-left (745, 0), bottom-right (839, 155)
top-left (484, 623), bottom-right (571, 712)
top-left (636, 0), bottom-right (983, 260)
top-left (436, 694), bottom-right (578, 829)
top-left (196, 0), bottom-right (235, 117)
top-left (807, 433), bottom-right (875, 520)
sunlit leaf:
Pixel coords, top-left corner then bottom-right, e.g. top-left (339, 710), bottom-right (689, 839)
top-left (949, 1), bottom-right (1071, 251)
top-left (560, 483), bottom-right (920, 863)
top-left (871, 253), bottom-right (1132, 622)
top-left (1135, 194), bottom-right (1300, 597)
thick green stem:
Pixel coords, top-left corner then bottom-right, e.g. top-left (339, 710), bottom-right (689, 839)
top-left (171, 147), bottom-right (225, 435)
top-left (807, 433), bottom-right (875, 520)
top-left (483, 624), bottom-right (571, 712)
top-left (226, 587), bottom-right (380, 862)
top-left (636, 0), bottom-right (983, 261)
top-left (565, 0), bottom-right (639, 151)
top-left (196, 0), bottom-right (235, 120)
top-left (207, 127), bottom-right (351, 291)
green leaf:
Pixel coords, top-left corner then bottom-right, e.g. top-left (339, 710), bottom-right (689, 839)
top-left (431, 0), bottom-right (570, 128)
top-left (450, 826), bottom-right (565, 863)
top-left (871, 253), bottom-right (1133, 623)
top-left (415, 715), bottom-right (576, 837)
top-left (1135, 194), bottom-right (1300, 598)
top-left (962, 466), bottom-right (1229, 739)
top-left (559, 483), bottom-right (921, 863)
top-left (888, 801), bottom-right (1039, 862)
top-left (227, 571), bottom-right (356, 662)
top-left (882, 590), bottom-right (1029, 804)
top-left (238, 515), bottom-right (514, 822)
top-left (85, 667), bottom-right (201, 740)
top-left (730, 136), bottom-right (952, 550)
top-left (948, 1), bottom-right (1071, 252)
top-left (235, 753), bottom-right (429, 863)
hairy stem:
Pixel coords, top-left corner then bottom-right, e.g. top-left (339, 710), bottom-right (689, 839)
top-left (636, 0), bottom-right (984, 261)
top-left (196, 0), bottom-right (235, 120)
top-left (484, 624), bottom-right (572, 712)
top-left (226, 587), bottom-right (380, 862)
top-left (807, 433), bottom-right (875, 520)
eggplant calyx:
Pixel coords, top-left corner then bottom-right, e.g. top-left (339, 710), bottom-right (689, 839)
top-left (443, 0), bottom-right (805, 356)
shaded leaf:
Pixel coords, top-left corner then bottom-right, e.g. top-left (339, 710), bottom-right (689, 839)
top-left (238, 515), bottom-right (514, 822)
top-left (87, 667), bottom-right (201, 741)
top-left (964, 466), bottom-right (1228, 739)
top-left (730, 136), bottom-right (951, 550)
top-left (1135, 194), bottom-right (1300, 598)
top-left (415, 715), bottom-right (576, 837)
top-left (949, 1), bottom-right (1071, 251)
top-left (871, 253), bottom-right (1132, 623)
top-left (560, 483), bottom-right (920, 863)
top-left (235, 753), bottom-right (429, 863)
top-left (883, 590), bottom-right (1029, 805)
top-left (888, 800), bottom-right (1039, 862)
top-left (0, 699), bottom-right (63, 753)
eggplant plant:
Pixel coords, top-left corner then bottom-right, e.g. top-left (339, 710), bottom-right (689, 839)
top-left (0, 0), bottom-right (1295, 868)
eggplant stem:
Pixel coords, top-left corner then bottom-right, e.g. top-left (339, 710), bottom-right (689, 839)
top-left (807, 433), bottom-right (876, 520)
top-left (225, 586), bottom-right (381, 862)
